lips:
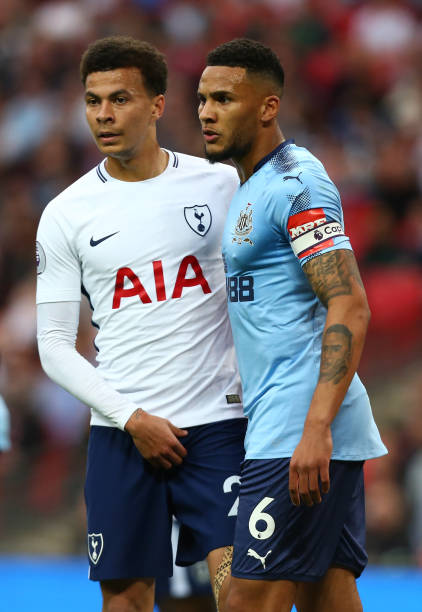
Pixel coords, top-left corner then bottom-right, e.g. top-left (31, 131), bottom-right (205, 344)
top-left (98, 132), bottom-right (120, 142)
top-left (202, 130), bottom-right (219, 143)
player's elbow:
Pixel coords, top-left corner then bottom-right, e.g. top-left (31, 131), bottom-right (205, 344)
top-left (37, 336), bottom-right (54, 380)
top-left (356, 292), bottom-right (371, 330)
top-left (37, 332), bottom-right (69, 384)
top-left (329, 290), bottom-right (371, 330)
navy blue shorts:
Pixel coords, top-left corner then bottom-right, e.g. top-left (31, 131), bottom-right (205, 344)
top-left (231, 458), bottom-right (368, 582)
top-left (85, 418), bottom-right (246, 581)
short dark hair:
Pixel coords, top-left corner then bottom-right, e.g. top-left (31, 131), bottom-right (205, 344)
top-left (207, 38), bottom-right (284, 94)
top-left (80, 35), bottom-right (167, 96)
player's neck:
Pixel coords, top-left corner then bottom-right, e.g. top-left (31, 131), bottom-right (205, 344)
top-left (105, 141), bottom-right (168, 182)
top-left (234, 127), bottom-right (285, 184)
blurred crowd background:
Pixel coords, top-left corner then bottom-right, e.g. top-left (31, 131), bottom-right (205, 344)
top-left (0, 0), bottom-right (421, 606)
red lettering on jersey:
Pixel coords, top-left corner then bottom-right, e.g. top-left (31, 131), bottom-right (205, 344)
top-left (153, 260), bottom-right (166, 301)
top-left (172, 255), bottom-right (211, 299)
top-left (288, 208), bottom-right (326, 238)
top-left (112, 257), bottom-right (212, 308)
top-left (112, 267), bottom-right (152, 309)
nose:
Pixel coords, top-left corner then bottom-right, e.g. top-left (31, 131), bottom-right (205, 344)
top-left (199, 99), bottom-right (216, 124)
top-left (96, 100), bottom-right (114, 124)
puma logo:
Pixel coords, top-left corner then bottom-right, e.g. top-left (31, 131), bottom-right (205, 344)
top-left (283, 171), bottom-right (303, 183)
top-left (247, 548), bottom-right (272, 569)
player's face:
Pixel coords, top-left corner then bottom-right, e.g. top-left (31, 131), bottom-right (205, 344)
top-left (84, 67), bottom-right (164, 160)
top-left (198, 66), bottom-right (263, 163)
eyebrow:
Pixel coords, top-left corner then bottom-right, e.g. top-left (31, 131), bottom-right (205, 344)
top-left (197, 89), bottom-right (233, 98)
top-left (85, 88), bottom-right (130, 99)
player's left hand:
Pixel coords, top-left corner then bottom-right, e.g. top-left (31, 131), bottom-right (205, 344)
top-left (288, 423), bottom-right (332, 507)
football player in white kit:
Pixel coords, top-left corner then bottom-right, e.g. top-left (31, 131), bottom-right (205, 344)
top-left (36, 36), bottom-right (246, 612)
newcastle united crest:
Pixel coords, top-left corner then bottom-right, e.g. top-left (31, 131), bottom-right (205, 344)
top-left (233, 203), bottom-right (254, 245)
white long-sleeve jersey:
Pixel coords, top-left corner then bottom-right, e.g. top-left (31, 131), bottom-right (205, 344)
top-left (36, 151), bottom-right (243, 430)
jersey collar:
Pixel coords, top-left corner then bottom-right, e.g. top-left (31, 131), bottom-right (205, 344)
top-left (253, 139), bottom-right (295, 174)
top-left (96, 149), bottom-right (179, 183)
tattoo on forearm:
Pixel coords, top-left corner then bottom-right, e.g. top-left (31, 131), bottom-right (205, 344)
top-left (320, 324), bottom-right (352, 384)
top-left (303, 250), bottom-right (363, 307)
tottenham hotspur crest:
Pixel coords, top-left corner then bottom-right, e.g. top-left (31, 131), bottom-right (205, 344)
top-left (88, 533), bottom-right (104, 565)
top-left (184, 205), bottom-right (212, 236)
top-left (233, 202), bottom-right (254, 245)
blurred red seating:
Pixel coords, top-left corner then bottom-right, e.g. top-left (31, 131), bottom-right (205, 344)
top-left (343, 201), bottom-right (376, 262)
top-left (364, 266), bottom-right (422, 329)
top-left (360, 265), bottom-right (422, 377)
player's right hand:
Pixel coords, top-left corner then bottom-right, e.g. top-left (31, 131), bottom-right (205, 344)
top-left (289, 423), bottom-right (332, 507)
top-left (125, 408), bottom-right (188, 470)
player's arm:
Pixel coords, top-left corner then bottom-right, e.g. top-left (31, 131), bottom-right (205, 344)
top-left (288, 248), bottom-right (370, 506)
top-left (37, 301), bottom-right (187, 469)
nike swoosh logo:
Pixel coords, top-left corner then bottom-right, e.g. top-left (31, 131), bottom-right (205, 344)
top-left (90, 231), bottom-right (120, 247)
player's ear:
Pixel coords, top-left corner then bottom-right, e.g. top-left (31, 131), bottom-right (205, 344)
top-left (151, 94), bottom-right (165, 121)
top-left (260, 95), bottom-right (280, 124)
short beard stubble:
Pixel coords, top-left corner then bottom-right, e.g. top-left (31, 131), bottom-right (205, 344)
top-left (204, 138), bottom-right (253, 164)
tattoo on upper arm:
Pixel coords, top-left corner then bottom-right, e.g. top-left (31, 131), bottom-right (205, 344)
top-left (320, 324), bottom-right (352, 384)
top-left (303, 249), bottom-right (363, 307)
